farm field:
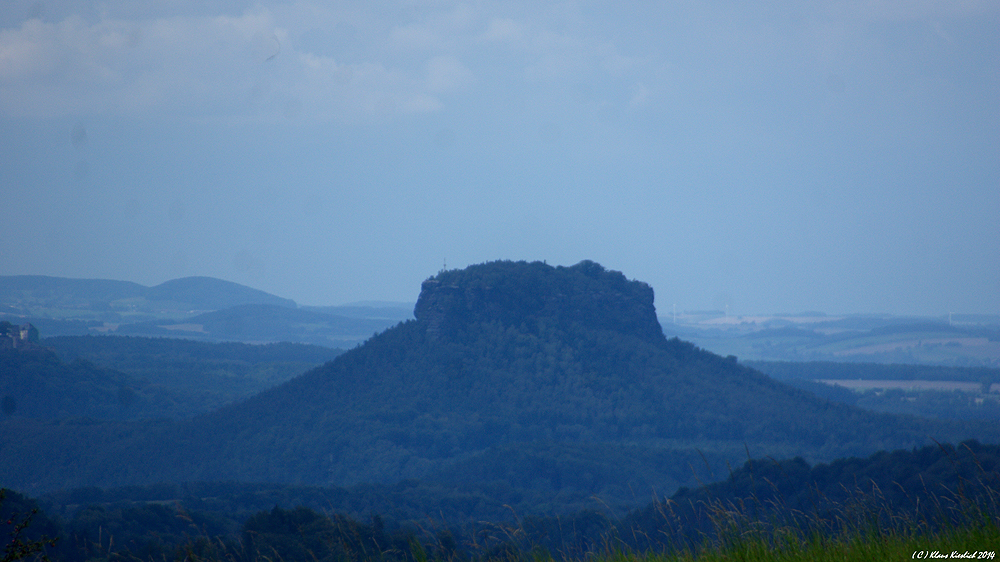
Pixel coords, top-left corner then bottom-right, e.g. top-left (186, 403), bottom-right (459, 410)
top-left (819, 379), bottom-right (1000, 392)
top-left (663, 313), bottom-right (1000, 367)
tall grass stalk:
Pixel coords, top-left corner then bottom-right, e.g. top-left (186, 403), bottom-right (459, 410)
top-left (587, 456), bottom-right (1000, 562)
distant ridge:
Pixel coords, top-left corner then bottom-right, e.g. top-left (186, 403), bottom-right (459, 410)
top-left (0, 275), bottom-right (146, 304)
top-left (0, 275), bottom-right (412, 346)
top-left (146, 277), bottom-right (295, 310)
top-left (0, 275), bottom-right (294, 312)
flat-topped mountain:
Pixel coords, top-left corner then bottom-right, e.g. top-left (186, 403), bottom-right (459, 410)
top-left (2, 261), bottom-right (997, 511)
top-left (414, 260), bottom-right (662, 343)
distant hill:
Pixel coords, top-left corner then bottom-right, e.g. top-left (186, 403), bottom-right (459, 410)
top-left (144, 276), bottom-right (296, 310)
top-left (0, 276), bottom-right (146, 309)
top-left (1, 260), bottom-right (997, 509)
top-left (0, 275), bottom-right (294, 313)
top-left (0, 275), bottom-right (406, 346)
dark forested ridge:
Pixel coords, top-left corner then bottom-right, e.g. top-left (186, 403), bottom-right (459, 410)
top-left (620, 439), bottom-right (1000, 552)
top-left (0, 345), bottom-right (173, 420)
top-left (6, 440), bottom-right (999, 562)
top-left (45, 335), bottom-right (341, 368)
top-left (2, 261), bottom-right (999, 513)
top-left (1, 336), bottom-right (340, 420)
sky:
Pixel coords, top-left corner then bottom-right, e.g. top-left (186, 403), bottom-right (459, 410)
top-left (1, 0), bottom-right (997, 316)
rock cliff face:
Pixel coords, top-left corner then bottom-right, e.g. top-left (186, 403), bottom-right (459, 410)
top-left (413, 260), bottom-right (662, 343)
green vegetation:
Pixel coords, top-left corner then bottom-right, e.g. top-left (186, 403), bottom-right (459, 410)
top-left (2, 261), bottom-right (999, 506)
top-left (0, 345), bottom-right (161, 420)
top-left (1, 336), bottom-right (340, 420)
top-left (44, 335), bottom-right (341, 413)
top-left (1, 490), bottom-right (58, 562)
top-left (3, 261), bottom-right (1000, 562)
top-left (619, 519), bottom-right (998, 562)
top-left (5, 441), bottom-right (1000, 562)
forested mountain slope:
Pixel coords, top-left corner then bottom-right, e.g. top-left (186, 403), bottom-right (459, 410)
top-left (1, 261), bottom-right (997, 508)
top-left (1, 336), bottom-right (340, 420)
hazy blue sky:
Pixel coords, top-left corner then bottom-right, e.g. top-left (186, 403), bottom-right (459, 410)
top-left (1, 0), bottom-right (997, 316)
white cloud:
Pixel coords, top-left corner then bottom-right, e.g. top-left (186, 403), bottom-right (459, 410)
top-left (0, 9), bottom-right (283, 117)
top-left (0, 6), bottom-right (439, 121)
top-left (388, 2), bottom-right (476, 51)
top-left (294, 53), bottom-right (442, 120)
top-left (0, 1), bottom-right (663, 121)
top-left (0, 18), bottom-right (62, 79)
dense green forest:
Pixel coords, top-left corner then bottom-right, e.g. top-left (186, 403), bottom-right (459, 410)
top-left (1, 346), bottom-right (176, 420)
top-left (4, 440), bottom-right (998, 562)
top-left (0, 336), bottom-right (341, 420)
top-left (44, 335), bottom-right (341, 414)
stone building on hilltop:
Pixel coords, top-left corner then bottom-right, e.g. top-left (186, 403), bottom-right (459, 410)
top-left (0, 321), bottom-right (39, 349)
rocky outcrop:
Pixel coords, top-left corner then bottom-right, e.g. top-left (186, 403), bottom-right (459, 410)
top-left (413, 260), bottom-right (662, 343)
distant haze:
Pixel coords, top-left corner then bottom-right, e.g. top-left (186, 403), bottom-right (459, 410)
top-left (1, 1), bottom-right (997, 316)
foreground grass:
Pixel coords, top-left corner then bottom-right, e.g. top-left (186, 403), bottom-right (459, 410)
top-left (671, 529), bottom-right (993, 562)
top-left (586, 518), bottom-right (999, 562)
